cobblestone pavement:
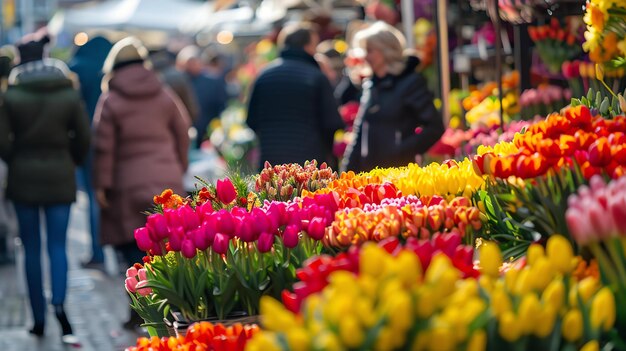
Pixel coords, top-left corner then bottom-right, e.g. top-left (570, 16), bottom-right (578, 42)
top-left (0, 192), bottom-right (145, 351)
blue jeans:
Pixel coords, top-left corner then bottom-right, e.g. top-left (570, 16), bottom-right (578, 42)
top-left (14, 203), bottom-right (71, 325)
top-left (76, 155), bottom-right (103, 263)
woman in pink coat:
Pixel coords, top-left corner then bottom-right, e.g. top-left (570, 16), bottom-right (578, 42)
top-left (93, 37), bottom-right (190, 327)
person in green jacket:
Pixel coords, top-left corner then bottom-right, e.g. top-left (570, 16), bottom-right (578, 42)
top-left (0, 31), bottom-right (90, 344)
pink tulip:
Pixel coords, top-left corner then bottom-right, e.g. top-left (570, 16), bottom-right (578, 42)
top-left (609, 193), bottom-right (626, 234)
top-left (168, 226), bottom-right (185, 251)
top-left (151, 241), bottom-right (163, 256)
top-left (213, 233), bottom-right (230, 255)
top-left (125, 277), bottom-right (138, 293)
top-left (236, 216), bottom-right (257, 242)
top-left (216, 178), bottom-right (237, 204)
top-left (257, 232), bottom-right (274, 253)
top-left (134, 227), bottom-right (153, 251)
top-left (137, 268), bottom-right (148, 281)
top-left (196, 201), bottom-right (214, 221)
top-left (267, 201), bottom-right (288, 226)
top-left (126, 267), bottom-right (138, 279)
top-left (135, 280), bottom-right (152, 296)
top-left (307, 217), bottom-right (327, 240)
top-left (190, 227), bottom-right (210, 251)
top-left (231, 206), bottom-right (248, 219)
top-left (287, 205), bottom-right (302, 226)
top-left (566, 207), bottom-right (594, 245)
top-left (179, 205), bottom-right (200, 231)
top-left (251, 208), bottom-right (271, 234)
top-left (181, 239), bottom-right (197, 259)
top-left (146, 213), bottom-right (170, 240)
top-left (164, 208), bottom-right (183, 228)
top-left (215, 209), bottom-right (235, 235)
top-left (282, 225), bottom-right (300, 248)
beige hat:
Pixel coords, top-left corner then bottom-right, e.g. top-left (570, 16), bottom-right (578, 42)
top-left (103, 36), bottom-right (149, 74)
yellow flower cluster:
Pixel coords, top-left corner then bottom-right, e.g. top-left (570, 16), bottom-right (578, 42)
top-left (583, 0), bottom-right (626, 63)
top-left (246, 236), bottom-right (616, 351)
top-left (465, 92), bottom-right (518, 128)
top-left (477, 140), bottom-right (520, 157)
top-left (369, 159), bottom-right (485, 200)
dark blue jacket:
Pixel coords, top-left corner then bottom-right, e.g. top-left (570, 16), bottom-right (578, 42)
top-left (190, 72), bottom-right (227, 142)
top-left (247, 49), bottom-right (344, 170)
top-left (342, 56), bottom-right (444, 173)
top-left (69, 37), bottom-right (112, 120)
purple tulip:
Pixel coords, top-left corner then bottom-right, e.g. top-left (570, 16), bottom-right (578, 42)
top-left (179, 204), bottom-right (200, 231)
top-left (213, 233), bottom-right (230, 255)
top-left (196, 201), bottom-right (214, 221)
top-left (307, 217), bottom-right (327, 240)
top-left (134, 227), bottom-right (153, 251)
top-left (181, 239), bottom-right (197, 259)
top-left (257, 232), bottom-right (274, 253)
top-left (215, 209), bottom-right (236, 235)
top-left (236, 216), bottom-right (257, 242)
top-left (282, 224), bottom-right (300, 248)
top-left (216, 178), bottom-right (237, 204)
top-left (190, 227), bottom-right (210, 251)
top-left (168, 226), bottom-right (185, 251)
top-left (146, 213), bottom-right (170, 240)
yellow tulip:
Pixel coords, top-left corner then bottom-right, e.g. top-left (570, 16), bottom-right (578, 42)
top-left (360, 244), bottom-right (388, 278)
top-left (590, 287), bottom-right (616, 331)
top-left (246, 333), bottom-right (282, 351)
top-left (428, 327), bottom-right (456, 351)
top-left (529, 256), bottom-right (555, 291)
top-left (411, 330), bottom-right (430, 351)
top-left (512, 268), bottom-right (532, 296)
top-left (542, 279), bottom-right (565, 312)
top-left (260, 296), bottom-right (298, 331)
top-left (581, 340), bottom-right (600, 351)
top-left (546, 235), bottom-right (575, 274)
top-left (386, 291), bottom-right (414, 331)
top-left (526, 244), bottom-right (544, 266)
top-left (491, 288), bottom-right (513, 318)
top-left (518, 293), bottom-right (541, 334)
top-left (534, 305), bottom-right (557, 338)
top-left (572, 277), bottom-right (600, 306)
top-left (499, 311), bottom-right (522, 342)
top-left (286, 328), bottom-right (311, 351)
top-left (562, 309), bottom-right (583, 342)
top-left (394, 250), bottom-right (422, 287)
top-left (416, 287), bottom-right (438, 318)
top-left (338, 316), bottom-right (364, 348)
top-left (374, 327), bottom-right (395, 351)
top-left (479, 242), bottom-right (502, 277)
top-left (467, 330), bottom-right (487, 351)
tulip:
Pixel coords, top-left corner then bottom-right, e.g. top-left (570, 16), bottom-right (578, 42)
top-left (125, 277), bottom-right (138, 293)
top-left (181, 239), bottom-right (197, 259)
top-left (134, 227), bottom-right (153, 252)
top-left (479, 242), bottom-right (502, 277)
top-left (590, 287), bottom-right (616, 331)
top-left (146, 213), bottom-right (170, 240)
top-left (216, 178), bottom-right (237, 204)
top-left (212, 233), bottom-right (230, 255)
top-left (126, 266), bottom-right (138, 279)
top-left (190, 227), bottom-right (210, 251)
top-left (546, 235), bottom-right (574, 274)
top-left (237, 216), bottom-right (257, 242)
top-left (257, 232), bottom-right (275, 253)
top-left (168, 226), bottom-right (185, 252)
top-left (164, 208), bottom-right (183, 228)
top-left (282, 224), bottom-right (300, 248)
top-left (196, 201), bottom-right (214, 221)
top-left (137, 268), bottom-right (148, 281)
top-left (251, 208), bottom-right (271, 234)
top-left (588, 137), bottom-right (612, 167)
top-left (178, 205), bottom-right (200, 231)
top-left (215, 209), bottom-right (235, 235)
top-left (135, 280), bottom-right (152, 297)
top-left (307, 217), bottom-right (327, 240)
top-left (566, 207), bottom-right (595, 245)
top-left (562, 309), bottom-right (583, 342)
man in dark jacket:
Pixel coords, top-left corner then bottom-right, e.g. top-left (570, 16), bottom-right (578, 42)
top-left (247, 22), bottom-right (344, 170)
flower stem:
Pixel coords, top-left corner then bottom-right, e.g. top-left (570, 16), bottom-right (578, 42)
top-left (589, 242), bottom-right (620, 286)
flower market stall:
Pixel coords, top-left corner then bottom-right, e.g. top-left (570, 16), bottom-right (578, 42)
top-left (123, 3), bottom-right (626, 351)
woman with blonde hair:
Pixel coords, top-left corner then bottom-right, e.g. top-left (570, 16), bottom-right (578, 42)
top-left (93, 37), bottom-right (190, 329)
top-left (341, 21), bottom-right (444, 173)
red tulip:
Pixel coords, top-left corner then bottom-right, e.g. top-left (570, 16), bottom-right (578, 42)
top-left (216, 178), bottom-right (237, 204)
top-left (196, 201), bottom-right (214, 221)
top-left (213, 233), bottom-right (230, 255)
top-left (257, 232), bottom-right (274, 253)
top-left (282, 224), bottom-right (300, 248)
top-left (307, 217), bottom-right (327, 240)
top-left (181, 239), bottom-right (197, 259)
top-left (164, 208), bottom-right (183, 228)
top-left (215, 209), bottom-right (235, 236)
top-left (236, 216), bottom-right (256, 242)
top-left (251, 208), bottom-right (271, 235)
top-left (134, 227), bottom-right (153, 251)
top-left (190, 227), bottom-right (210, 251)
top-left (588, 137), bottom-right (612, 167)
top-left (282, 290), bottom-right (300, 313)
top-left (179, 204), bottom-right (200, 231)
top-left (168, 226), bottom-right (185, 252)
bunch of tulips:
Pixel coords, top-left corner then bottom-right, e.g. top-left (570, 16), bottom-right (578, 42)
top-left (246, 236), bottom-right (615, 351)
top-left (254, 160), bottom-right (337, 202)
top-left (125, 322), bottom-right (258, 351)
top-left (528, 18), bottom-right (582, 74)
top-left (474, 105), bottom-right (626, 179)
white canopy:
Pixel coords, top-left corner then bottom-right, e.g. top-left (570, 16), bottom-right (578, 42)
top-left (48, 0), bottom-right (213, 35)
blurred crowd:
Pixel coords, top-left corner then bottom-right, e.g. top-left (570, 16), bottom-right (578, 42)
top-left (0, 11), bottom-right (444, 345)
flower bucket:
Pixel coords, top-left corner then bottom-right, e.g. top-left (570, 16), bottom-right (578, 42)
top-left (164, 311), bottom-right (260, 337)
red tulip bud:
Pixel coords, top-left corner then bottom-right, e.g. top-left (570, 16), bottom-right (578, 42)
top-left (179, 204), bottom-right (200, 231)
top-left (146, 213), bottom-right (170, 241)
top-left (168, 226), bottom-right (184, 251)
top-left (215, 209), bottom-right (235, 235)
top-left (190, 227), bottom-right (210, 251)
top-left (257, 232), bottom-right (274, 253)
top-left (196, 201), bottom-right (214, 221)
top-left (307, 217), bottom-right (327, 240)
top-left (181, 239), bottom-right (196, 258)
top-left (164, 208), bottom-right (183, 228)
top-left (212, 233), bottom-right (230, 255)
top-left (216, 178), bottom-right (237, 204)
top-left (588, 137), bottom-right (612, 167)
top-left (236, 216), bottom-right (257, 242)
top-left (282, 224), bottom-right (300, 248)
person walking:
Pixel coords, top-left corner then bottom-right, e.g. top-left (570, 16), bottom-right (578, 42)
top-left (92, 37), bottom-right (190, 329)
top-left (341, 22), bottom-right (444, 173)
top-left (0, 32), bottom-right (90, 343)
top-left (68, 36), bottom-right (113, 269)
top-left (246, 22), bottom-right (344, 170)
